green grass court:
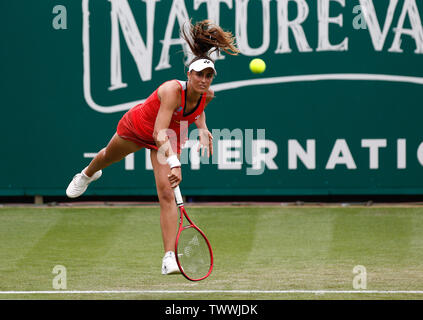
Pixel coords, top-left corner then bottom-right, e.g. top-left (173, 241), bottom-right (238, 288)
top-left (1, 205), bottom-right (423, 300)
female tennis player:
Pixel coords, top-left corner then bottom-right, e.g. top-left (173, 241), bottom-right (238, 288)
top-left (66, 20), bottom-right (239, 275)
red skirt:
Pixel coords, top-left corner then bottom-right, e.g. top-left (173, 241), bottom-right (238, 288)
top-left (116, 110), bottom-right (182, 154)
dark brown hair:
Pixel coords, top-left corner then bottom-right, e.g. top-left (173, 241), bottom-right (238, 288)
top-left (181, 19), bottom-right (240, 64)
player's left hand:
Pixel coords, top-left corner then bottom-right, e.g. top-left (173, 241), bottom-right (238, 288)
top-left (197, 129), bottom-right (213, 157)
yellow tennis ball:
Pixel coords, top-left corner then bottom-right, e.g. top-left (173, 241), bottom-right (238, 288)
top-left (249, 58), bottom-right (266, 74)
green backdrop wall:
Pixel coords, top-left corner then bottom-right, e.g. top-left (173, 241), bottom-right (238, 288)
top-left (1, 0), bottom-right (423, 196)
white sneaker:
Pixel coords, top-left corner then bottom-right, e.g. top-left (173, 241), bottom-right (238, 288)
top-left (66, 168), bottom-right (102, 198)
top-left (161, 251), bottom-right (181, 275)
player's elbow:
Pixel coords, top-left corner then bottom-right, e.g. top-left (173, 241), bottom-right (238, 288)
top-left (152, 129), bottom-right (159, 142)
top-left (153, 127), bottom-right (166, 143)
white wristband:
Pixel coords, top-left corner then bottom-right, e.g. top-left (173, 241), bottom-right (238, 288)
top-left (166, 154), bottom-right (181, 168)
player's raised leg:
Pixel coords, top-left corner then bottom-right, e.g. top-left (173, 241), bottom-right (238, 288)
top-left (84, 133), bottom-right (142, 176)
top-left (66, 134), bottom-right (142, 198)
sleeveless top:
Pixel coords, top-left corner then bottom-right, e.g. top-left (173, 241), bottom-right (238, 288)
top-left (129, 80), bottom-right (207, 150)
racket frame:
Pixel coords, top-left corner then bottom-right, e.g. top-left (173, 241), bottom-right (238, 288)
top-left (173, 186), bottom-right (214, 281)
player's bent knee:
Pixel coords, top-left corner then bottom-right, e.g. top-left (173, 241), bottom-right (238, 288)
top-left (158, 188), bottom-right (175, 206)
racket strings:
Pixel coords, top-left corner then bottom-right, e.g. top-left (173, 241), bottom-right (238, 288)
top-left (177, 227), bottom-right (211, 280)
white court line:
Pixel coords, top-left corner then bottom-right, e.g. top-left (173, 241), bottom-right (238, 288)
top-left (1, 290), bottom-right (423, 295)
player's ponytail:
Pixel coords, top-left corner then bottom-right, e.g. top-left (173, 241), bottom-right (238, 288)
top-left (181, 19), bottom-right (240, 60)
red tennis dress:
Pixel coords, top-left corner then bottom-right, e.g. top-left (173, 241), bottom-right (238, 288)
top-left (117, 80), bottom-right (207, 154)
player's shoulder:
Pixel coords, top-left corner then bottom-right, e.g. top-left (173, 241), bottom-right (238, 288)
top-left (157, 80), bottom-right (183, 102)
top-left (159, 79), bottom-right (182, 94)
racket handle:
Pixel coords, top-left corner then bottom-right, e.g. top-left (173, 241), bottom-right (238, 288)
top-left (173, 185), bottom-right (184, 206)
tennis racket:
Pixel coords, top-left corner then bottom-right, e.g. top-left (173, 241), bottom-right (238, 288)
top-left (173, 186), bottom-right (213, 281)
